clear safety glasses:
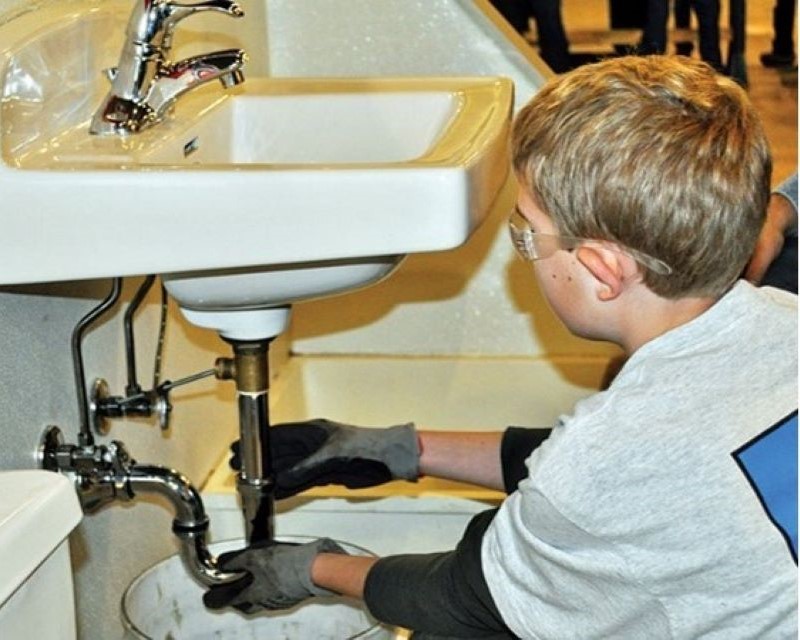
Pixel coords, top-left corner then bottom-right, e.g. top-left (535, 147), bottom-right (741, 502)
top-left (507, 206), bottom-right (673, 276)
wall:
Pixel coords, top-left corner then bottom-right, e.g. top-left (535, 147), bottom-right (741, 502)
top-left (0, 1), bottom-right (616, 638)
top-left (0, 280), bottom-right (240, 637)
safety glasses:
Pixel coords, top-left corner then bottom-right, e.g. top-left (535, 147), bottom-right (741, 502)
top-left (508, 206), bottom-right (673, 276)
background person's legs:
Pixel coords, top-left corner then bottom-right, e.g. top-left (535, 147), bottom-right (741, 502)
top-left (761, 0), bottom-right (797, 67)
top-left (692, 0), bottom-right (724, 71)
top-left (638, 0), bottom-right (670, 53)
top-left (528, 0), bottom-right (572, 72)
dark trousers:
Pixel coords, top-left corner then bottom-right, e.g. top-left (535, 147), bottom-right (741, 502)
top-left (640, 0), bottom-right (670, 53)
top-left (771, 0), bottom-right (797, 56)
top-left (488, 0), bottom-right (571, 73)
top-left (674, 0), bottom-right (723, 70)
top-left (609, 0), bottom-right (648, 28)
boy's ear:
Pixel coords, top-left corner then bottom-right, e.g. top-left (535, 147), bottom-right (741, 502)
top-left (574, 246), bottom-right (628, 301)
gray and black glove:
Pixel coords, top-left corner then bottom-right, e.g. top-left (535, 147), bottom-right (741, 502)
top-left (203, 538), bottom-right (347, 613)
top-left (230, 419), bottom-right (419, 498)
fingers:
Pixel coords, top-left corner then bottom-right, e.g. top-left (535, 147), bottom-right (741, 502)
top-left (228, 440), bottom-right (241, 471)
top-left (230, 419), bottom-right (405, 499)
top-left (277, 459), bottom-right (394, 497)
top-left (216, 548), bottom-right (259, 572)
top-left (282, 447), bottom-right (332, 478)
top-left (204, 540), bottom-right (325, 613)
top-left (216, 544), bottom-right (271, 572)
top-left (271, 423), bottom-right (332, 463)
top-left (228, 421), bottom-right (332, 476)
top-left (202, 572), bottom-right (253, 610)
top-left (232, 601), bottom-right (260, 614)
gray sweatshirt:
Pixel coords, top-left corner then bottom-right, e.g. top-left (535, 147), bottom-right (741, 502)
top-left (484, 282), bottom-right (797, 639)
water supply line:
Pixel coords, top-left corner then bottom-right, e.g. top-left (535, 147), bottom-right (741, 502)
top-left (123, 275), bottom-right (156, 396)
top-left (41, 277), bottom-right (243, 587)
top-left (91, 275), bottom-right (180, 433)
top-left (71, 277), bottom-right (122, 446)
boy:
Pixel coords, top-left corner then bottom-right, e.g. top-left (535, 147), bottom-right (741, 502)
top-left (205, 56), bottom-right (798, 639)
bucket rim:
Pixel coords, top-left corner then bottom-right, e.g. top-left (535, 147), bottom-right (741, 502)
top-left (120, 534), bottom-right (386, 640)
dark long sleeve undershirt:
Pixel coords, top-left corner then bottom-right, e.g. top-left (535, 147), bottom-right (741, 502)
top-left (363, 508), bottom-right (516, 638)
top-left (501, 426), bottom-right (551, 493)
top-left (362, 427), bottom-right (550, 638)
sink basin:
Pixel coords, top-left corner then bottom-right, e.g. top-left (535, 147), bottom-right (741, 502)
top-left (141, 89), bottom-right (461, 165)
top-left (0, 3), bottom-right (512, 337)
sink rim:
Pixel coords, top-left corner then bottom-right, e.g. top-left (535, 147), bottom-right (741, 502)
top-left (3, 76), bottom-right (512, 171)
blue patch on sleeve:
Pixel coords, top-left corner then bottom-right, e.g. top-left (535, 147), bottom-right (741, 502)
top-left (734, 411), bottom-right (798, 562)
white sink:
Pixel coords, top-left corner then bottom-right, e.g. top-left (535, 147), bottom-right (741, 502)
top-left (0, 3), bottom-right (512, 337)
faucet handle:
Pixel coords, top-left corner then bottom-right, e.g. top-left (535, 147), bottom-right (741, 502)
top-left (158, 0), bottom-right (244, 52)
top-left (128, 0), bottom-right (244, 53)
top-left (164, 0), bottom-right (244, 24)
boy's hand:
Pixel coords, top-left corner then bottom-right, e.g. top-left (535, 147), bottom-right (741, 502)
top-left (203, 538), bottom-right (347, 613)
top-left (230, 419), bottom-right (419, 498)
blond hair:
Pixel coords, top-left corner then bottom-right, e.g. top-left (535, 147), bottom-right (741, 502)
top-left (512, 56), bottom-right (772, 298)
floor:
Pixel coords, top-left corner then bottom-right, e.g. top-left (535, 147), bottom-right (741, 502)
top-left (530, 0), bottom-right (798, 185)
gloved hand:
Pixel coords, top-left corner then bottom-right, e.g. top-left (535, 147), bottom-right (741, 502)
top-left (203, 537), bottom-right (347, 613)
top-left (230, 419), bottom-right (420, 498)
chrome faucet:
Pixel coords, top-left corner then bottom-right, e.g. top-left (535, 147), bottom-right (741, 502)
top-left (90, 0), bottom-right (246, 136)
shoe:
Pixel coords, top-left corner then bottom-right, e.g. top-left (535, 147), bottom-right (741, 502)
top-left (760, 52), bottom-right (796, 68)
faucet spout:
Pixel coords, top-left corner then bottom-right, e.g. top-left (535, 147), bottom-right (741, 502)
top-left (149, 48), bottom-right (246, 117)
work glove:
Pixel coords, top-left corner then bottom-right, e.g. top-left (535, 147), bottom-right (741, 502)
top-left (202, 537), bottom-right (347, 613)
top-left (230, 419), bottom-right (420, 498)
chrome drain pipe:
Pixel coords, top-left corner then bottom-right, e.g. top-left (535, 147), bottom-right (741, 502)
top-left (39, 427), bottom-right (243, 587)
top-left (216, 339), bottom-right (275, 543)
top-left (127, 464), bottom-right (242, 586)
